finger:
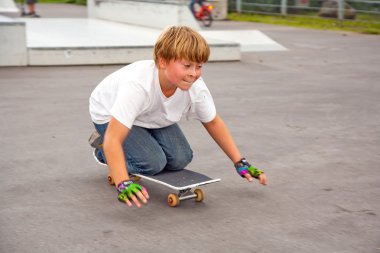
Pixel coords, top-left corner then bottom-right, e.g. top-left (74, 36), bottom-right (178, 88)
top-left (119, 194), bottom-right (133, 207)
top-left (130, 194), bottom-right (141, 208)
top-left (142, 186), bottom-right (150, 200)
top-left (125, 199), bottom-right (133, 207)
top-left (244, 173), bottom-right (253, 182)
top-left (260, 174), bottom-right (267, 185)
top-left (135, 190), bottom-right (148, 204)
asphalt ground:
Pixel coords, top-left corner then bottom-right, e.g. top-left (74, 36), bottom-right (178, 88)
top-left (1, 4), bottom-right (380, 253)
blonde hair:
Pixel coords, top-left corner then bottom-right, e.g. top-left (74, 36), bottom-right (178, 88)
top-left (154, 26), bottom-right (210, 65)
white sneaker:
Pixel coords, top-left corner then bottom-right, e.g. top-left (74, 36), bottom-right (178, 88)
top-left (93, 148), bottom-right (107, 167)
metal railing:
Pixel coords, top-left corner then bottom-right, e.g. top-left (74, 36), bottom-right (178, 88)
top-left (229, 0), bottom-right (380, 21)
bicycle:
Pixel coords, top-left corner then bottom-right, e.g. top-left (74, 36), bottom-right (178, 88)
top-left (192, 1), bottom-right (213, 27)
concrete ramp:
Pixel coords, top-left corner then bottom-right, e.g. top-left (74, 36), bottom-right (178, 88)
top-left (201, 30), bottom-right (287, 52)
top-left (0, 0), bottom-right (288, 66)
top-left (0, 0), bottom-right (18, 13)
top-left (0, 17), bottom-right (288, 66)
top-left (25, 18), bottom-right (240, 66)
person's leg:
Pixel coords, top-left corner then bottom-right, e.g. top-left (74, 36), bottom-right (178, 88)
top-left (93, 123), bottom-right (192, 175)
top-left (122, 126), bottom-right (167, 175)
top-left (150, 123), bottom-right (193, 172)
top-left (27, 3), bottom-right (35, 13)
top-left (26, 0), bottom-right (37, 14)
top-left (93, 122), bottom-right (108, 164)
top-left (94, 123), bottom-right (167, 175)
top-left (189, 0), bottom-right (196, 15)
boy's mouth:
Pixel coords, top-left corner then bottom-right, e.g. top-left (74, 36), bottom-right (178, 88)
top-left (178, 80), bottom-right (194, 90)
top-left (183, 78), bottom-right (195, 84)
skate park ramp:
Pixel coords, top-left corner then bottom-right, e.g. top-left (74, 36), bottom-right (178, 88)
top-left (0, 0), bottom-right (286, 66)
top-left (3, 17), bottom-right (286, 66)
top-left (24, 18), bottom-right (240, 65)
top-left (201, 30), bottom-right (287, 52)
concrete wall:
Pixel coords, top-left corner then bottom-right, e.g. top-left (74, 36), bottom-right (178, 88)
top-left (28, 46), bottom-right (154, 66)
top-left (88, 0), bottom-right (201, 30)
top-left (0, 15), bottom-right (27, 66)
top-left (0, 0), bottom-right (19, 13)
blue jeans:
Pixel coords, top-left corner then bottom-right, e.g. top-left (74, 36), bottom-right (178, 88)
top-left (94, 123), bottom-right (193, 176)
top-left (189, 0), bottom-right (204, 15)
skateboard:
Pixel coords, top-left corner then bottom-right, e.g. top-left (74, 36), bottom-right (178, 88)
top-left (108, 169), bottom-right (221, 207)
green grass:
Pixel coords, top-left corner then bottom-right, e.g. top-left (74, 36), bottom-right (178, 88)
top-left (228, 12), bottom-right (380, 35)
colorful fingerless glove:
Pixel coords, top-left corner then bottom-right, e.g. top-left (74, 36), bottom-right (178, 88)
top-left (235, 158), bottom-right (264, 179)
top-left (117, 180), bottom-right (143, 203)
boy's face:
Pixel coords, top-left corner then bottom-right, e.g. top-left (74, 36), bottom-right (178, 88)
top-left (159, 58), bottom-right (203, 91)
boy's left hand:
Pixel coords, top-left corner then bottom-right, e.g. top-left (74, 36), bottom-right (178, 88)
top-left (235, 158), bottom-right (267, 185)
top-left (244, 173), bottom-right (267, 185)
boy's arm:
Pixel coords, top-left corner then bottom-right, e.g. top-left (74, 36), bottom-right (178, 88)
top-left (103, 116), bottom-right (149, 207)
top-left (103, 117), bottom-right (130, 185)
top-left (202, 114), bottom-right (242, 164)
top-left (202, 114), bottom-right (267, 185)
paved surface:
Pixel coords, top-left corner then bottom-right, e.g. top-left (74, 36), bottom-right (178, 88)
top-left (1, 4), bottom-right (380, 253)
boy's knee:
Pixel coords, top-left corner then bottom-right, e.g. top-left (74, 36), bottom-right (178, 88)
top-left (167, 149), bottom-right (193, 171)
top-left (130, 149), bottom-right (193, 175)
top-left (144, 153), bottom-right (167, 175)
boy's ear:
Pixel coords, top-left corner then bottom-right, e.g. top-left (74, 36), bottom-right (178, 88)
top-left (158, 57), bottom-right (168, 69)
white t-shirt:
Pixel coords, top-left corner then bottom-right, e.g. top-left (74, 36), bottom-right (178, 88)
top-left (89, 60), bottom-right (216, 129)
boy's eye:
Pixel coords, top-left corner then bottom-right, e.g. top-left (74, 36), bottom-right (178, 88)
top-left (183, 64), bottom-right (202, 68)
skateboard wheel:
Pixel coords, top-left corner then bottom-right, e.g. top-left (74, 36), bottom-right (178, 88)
top-left (194, 188), bottom-right (204, 202)
top-left (107, 175), bottom-right (115, 185)
top-left (167, 194), bottom-right (180, 207)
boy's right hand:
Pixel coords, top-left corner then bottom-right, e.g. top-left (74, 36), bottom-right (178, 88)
top-left (117, 180), bottom-right (150, 208)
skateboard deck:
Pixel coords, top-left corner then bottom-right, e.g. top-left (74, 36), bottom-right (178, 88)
top-left (108, 169), bottom-right (220, 207)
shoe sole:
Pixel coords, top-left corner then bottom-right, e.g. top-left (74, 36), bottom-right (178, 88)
top-left (93, 149), bottom-right (107, 167)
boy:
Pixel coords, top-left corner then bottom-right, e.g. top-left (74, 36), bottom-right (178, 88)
top-left (89, 26), bottom-right (267, 208)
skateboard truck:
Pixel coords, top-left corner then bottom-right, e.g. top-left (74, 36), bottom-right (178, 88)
top-left (167, 188), bottom-right (204, 207)
top-left (178, 189), bottom-right (197, 201)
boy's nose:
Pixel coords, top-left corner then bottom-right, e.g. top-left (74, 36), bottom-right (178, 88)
top-left (188, 66), bottom-right (197, 77)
